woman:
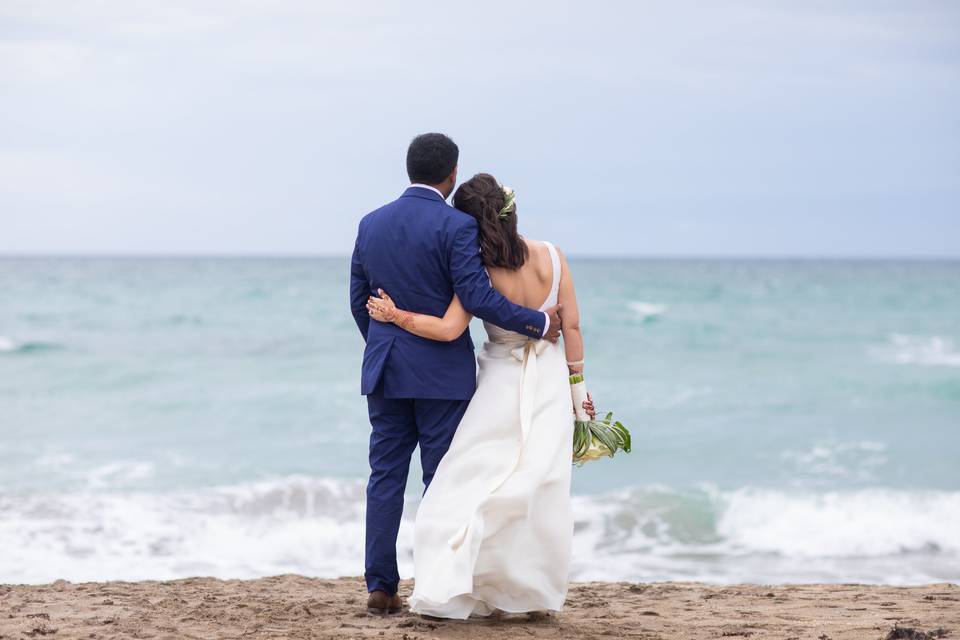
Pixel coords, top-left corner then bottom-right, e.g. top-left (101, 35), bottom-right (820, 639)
top-left (365, 173), bottom-right (593, 619)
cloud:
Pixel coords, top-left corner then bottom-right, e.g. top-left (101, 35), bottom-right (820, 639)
top-left (1, 1), bottom-right (958, 255)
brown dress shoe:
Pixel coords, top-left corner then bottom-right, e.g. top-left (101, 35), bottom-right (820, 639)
top-left (367, 590), bottom-right (402, 614)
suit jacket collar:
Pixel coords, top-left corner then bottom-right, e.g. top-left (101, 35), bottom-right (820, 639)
top-left (402, 185), bottom-right (445, 202)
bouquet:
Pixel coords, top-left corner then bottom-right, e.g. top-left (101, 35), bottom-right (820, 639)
top-left (569, 373), bottom-right (632, 466)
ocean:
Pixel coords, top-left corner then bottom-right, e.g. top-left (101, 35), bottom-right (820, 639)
top-left (1, 256), bottom-right (958, 585)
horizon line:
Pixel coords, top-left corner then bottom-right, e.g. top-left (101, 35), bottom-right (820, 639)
top-left (1, 252), bottom-right (959, 261)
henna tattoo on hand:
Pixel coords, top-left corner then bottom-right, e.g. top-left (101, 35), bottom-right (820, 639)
top-left (391, 308), bottom-right (417, 331)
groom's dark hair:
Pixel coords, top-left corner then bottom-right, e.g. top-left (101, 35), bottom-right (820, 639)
top-left (406, 133), bottom-right (459, 185)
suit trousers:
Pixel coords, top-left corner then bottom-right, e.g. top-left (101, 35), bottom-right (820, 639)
top-left (364, 384), bottom-right (470, 595)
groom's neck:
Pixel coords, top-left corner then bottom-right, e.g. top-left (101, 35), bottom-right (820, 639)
top-left (412, 181), bottom-right (452, 199)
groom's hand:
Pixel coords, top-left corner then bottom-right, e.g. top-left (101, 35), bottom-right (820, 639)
top-left (544, 304), bottom-right (562, 343)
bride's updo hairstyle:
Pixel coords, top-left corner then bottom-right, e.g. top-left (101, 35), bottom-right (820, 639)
top-left (453, 173), bottom-right (528, 270)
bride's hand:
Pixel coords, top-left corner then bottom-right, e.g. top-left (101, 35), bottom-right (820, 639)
top-left (582, 392), bottom-right (596, 420)
top-left (367, 289), bottom-right (397, 323)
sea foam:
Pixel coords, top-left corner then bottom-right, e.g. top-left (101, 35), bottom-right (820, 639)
top-left (873, 334), bottom-right (960, 367)
top-left (1, 476), bottom-right (957, 585)
top-left (0, 336), bottom-right (62, 355)
top-left (629, 301), bottom-right (668, 322)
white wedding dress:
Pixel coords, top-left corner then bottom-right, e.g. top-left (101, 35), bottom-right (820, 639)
top-left (408, 241), bottom-right (573, 619)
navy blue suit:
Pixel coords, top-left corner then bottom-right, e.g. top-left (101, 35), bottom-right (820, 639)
top-left (350, 186), bottom-right (546, 595)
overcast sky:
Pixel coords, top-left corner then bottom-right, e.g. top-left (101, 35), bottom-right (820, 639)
top-left (1, 1), bottom-right (958, 257)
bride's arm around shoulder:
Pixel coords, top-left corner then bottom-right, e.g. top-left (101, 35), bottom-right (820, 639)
top-left (366, 289), bottom-right (472, 342)
top-left (556, 247), bottom-right (584, 374)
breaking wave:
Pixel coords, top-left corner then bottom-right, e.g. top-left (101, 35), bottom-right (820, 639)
top-left (872, 334), bottom-right (960, 367)
top-left (1, 476), bottom-right (957, 585)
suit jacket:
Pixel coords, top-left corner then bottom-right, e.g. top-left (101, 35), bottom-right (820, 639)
top-left (350, 186), bottom-right (546, 399)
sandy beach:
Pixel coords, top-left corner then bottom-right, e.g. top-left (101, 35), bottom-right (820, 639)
top-left (1, 575), bottom-right (956, 640)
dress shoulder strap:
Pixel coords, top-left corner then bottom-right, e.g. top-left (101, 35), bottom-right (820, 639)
top-left (542, 241), bottom-right (561, 308)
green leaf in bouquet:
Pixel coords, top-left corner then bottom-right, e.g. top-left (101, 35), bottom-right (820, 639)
top-left (612, 420), bottom-right (631, 453)
top-left (572, 412), bottom-right (632, 466)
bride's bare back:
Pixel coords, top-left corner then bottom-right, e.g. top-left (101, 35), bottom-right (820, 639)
top-left (487, 240), bottom-right (555, 309)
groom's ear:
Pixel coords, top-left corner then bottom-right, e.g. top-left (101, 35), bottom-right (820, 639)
top-left (449, 165), bottom-right (458, 185)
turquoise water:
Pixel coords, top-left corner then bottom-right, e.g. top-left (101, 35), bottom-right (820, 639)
top-left (1, 257), bottom-right (958, 584)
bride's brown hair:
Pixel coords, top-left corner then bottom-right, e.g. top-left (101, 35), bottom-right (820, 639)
top-left (453, 173), bottom-right (528, 270)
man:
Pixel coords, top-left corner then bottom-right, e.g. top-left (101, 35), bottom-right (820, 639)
top-left (349, 132), bottom-right (562, 613)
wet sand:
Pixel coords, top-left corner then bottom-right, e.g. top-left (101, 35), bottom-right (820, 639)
top-left (1, 575), bottom-right (957, 639)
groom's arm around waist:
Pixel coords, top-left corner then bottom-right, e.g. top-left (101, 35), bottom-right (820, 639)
top-left (448, 219), bottom-right (546, 339)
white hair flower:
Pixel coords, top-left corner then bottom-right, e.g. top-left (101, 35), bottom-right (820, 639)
top-left (498, 186), bottom-right (516, 219)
